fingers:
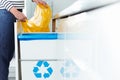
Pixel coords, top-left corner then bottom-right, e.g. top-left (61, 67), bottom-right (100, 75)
top-left (39, 0), bottom-right (47, 6)
top-left (34, 0), bottom-right (47, 6)
top-left (16, 12), bottom-right (27, 22)
top-left (33, 0), bottom-right (39, 4)
top-left (18, 14), bottom-right (27, 22)
top-left (18, 17), bottom-right (27, 22)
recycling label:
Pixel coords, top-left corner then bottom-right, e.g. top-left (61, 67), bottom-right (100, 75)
top-left (60, 59), bottom-right (80, 78)
top-left (33, 60), bottom-right (53, 79)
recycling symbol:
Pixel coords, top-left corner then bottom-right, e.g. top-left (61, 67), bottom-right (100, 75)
top-left (60, 59), bottom-right (80, 78)
top-left (33, 60), bottom-right (53, 79)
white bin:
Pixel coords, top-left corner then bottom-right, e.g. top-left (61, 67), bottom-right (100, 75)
top-left (18, 33), bottom-right (65, 80)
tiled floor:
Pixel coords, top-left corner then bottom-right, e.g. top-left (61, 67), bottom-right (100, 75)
top-left (9, 58), bottom-right (15, 80)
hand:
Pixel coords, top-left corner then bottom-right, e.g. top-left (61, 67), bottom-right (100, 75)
top-left (33, 0), bottom-right (47, 6)
top-left (10, 7), bottom-right (27, 21)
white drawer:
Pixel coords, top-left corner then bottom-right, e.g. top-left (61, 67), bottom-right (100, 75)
top-left (20, 40), bottom-right (65, 60)
top-left (21, 60), bottom-right (64, 80)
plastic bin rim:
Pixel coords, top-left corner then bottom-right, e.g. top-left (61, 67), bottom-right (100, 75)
top-left (18, 33), bottom-right (59, 40)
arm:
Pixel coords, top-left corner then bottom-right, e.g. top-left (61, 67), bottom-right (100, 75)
top-left (10, 7), bottom-right (27, 21)
top-left (0, 0), bottom-right (27, 21)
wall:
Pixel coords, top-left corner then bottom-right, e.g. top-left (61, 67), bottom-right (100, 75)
top-left (52, 0), bottom-right (76, 16)
top-left (24, 0), bottom-right (76, 18)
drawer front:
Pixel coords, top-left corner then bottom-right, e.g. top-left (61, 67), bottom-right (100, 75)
top-left (21, 60), bottom-right (64, 80)
top-left (20, 40), bottom-right (65, 60)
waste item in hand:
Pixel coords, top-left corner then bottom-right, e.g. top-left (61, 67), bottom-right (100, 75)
top-left (20, 3), bottom-right (52, 32)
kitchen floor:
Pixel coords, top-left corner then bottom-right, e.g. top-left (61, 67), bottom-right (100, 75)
top-left (9, 58), bottom-right (15, 80)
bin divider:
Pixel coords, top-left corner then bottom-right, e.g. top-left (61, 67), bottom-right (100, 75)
top-left (19, 59), bottom-right (64, 61)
